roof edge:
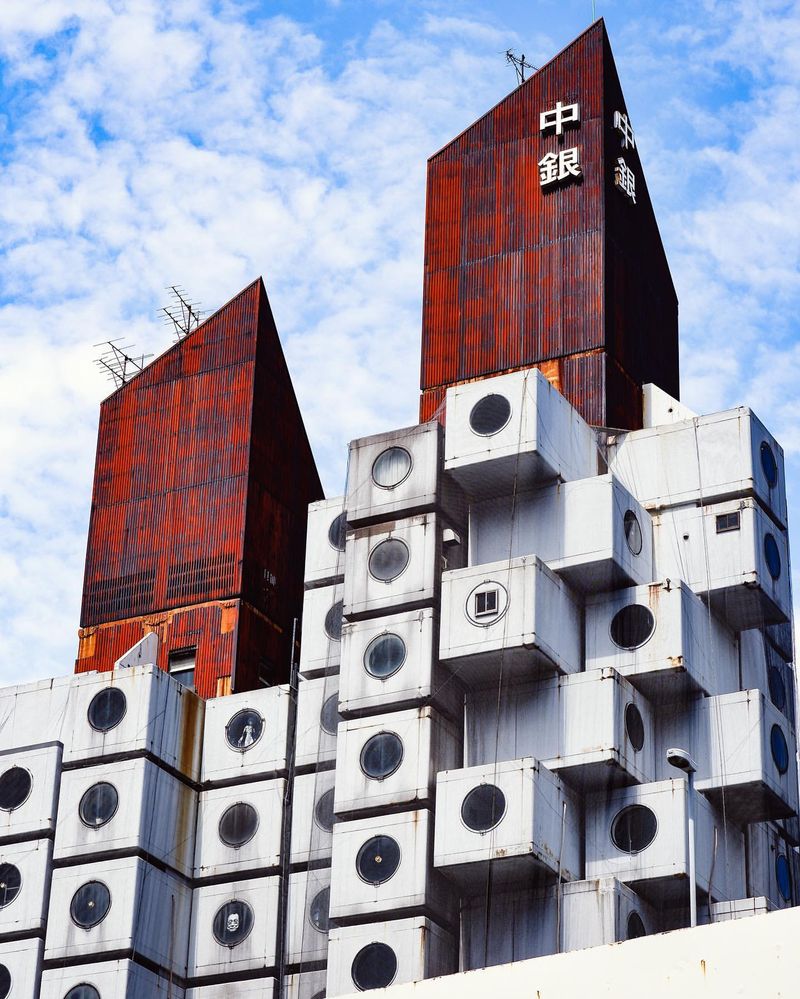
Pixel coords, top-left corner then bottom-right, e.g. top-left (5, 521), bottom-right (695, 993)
top-left (99, 276), bottom-right (266, 404)
top-left (428, 18), bottom-right (606, 162)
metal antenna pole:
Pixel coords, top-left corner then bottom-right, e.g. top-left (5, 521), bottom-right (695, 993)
top-left (505, 49), bottom-right (537, 87)
top-left (162, 285), bottom-right (203, 340)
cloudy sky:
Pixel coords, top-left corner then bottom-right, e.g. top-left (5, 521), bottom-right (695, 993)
top-left (1, 0), bottom-right (799, 684)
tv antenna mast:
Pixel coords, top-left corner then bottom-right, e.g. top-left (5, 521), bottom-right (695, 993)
top-left (162, 286), bottom-right (203, 341)
top-left (506, 49), bottom-right (536, 85)
top-left (93, 340), bottom-right (153, 389)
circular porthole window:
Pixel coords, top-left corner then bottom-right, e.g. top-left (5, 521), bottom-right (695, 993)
top-left (776, 854), bottom-right (792, 902)
top-left (314, 788), bottom-right (335, 833)
top-left (611, 804), bottom-right (658, 854)
top-left (70, 881), bottom-right (111, 928)
top-left (328, 512), bottom-right (348, 552)
top-left (360, 732), bottom-right (404, 780)
top-left (461, 784), bottom-right (506, 833)
top-left (372, 447), bottom-right (412, 489)
top-left (308, 886), bottom-right (330, 933)
top-left (771, 724), bottom-right (789, 775)
top-left (469, 394), bottom-right (512, 436)
top-left (626, 911), bottom-right (647, 939)
top-left (0, 865), bottom-right (21, 910)
top-left (320, 693), bottom-right (340, 736)
top-left (87, 687), bottom-right (127, 733)
top-left (225, 709), bottom-right (264, 752)
top-left (764, 534), bottom-right (782, 580)
top-left (0, 963), bottom-right (9, 999)
top-left (324, 600), bottom-right (344, 642)
top-left (218, 802), bottom-right (259, 848)
top-left (364, 633), bottom-right (406, 679)
top-left (623, 510), bottom-right (643, 556)
top-left (64, 986), bottom-right (101, 999)
top-left (465, 581), bottom-right (509, 627)
top-left (768, 664), bottom-right (787, 712)
top-left (368, 539), bottom-right (410, 582)
top-left (212, 899), bottom-right (254, 947)
top-left (0, 766), bottom-right (32, 811)
top-left (352, 942), bottom-right (398, 991)
top-left (79, 782), bottom-right (119, 829)
top-left (761, 441), bottom-right (779, 488)
top-left (625, 704), bottom-right (645, 752)
top-left (356, 835), bottom-right (401, 885)
top-left (610, 605), bottom-right (655, 650)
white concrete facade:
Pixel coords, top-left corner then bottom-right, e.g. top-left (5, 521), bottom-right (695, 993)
top-left (0, 372), bottom-right (796, 998)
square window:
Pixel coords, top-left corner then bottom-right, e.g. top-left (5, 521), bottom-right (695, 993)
top-left (168, 647), bottom-right (196, 691)
top-left (475, 589), bottom-right (499, 617)
top-left (716, 512), bottom-right (741, 534)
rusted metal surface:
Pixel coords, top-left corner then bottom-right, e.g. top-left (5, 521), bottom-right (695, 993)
top-left (78, 278), bottom-right (323, 694)
top-left (75, 598), bottom-right (286, 699)
top-left (419, 20), bottom-right (678, 430)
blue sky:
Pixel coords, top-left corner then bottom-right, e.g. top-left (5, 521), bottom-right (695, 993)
top-left (1, 0), bottom-right (799, 683)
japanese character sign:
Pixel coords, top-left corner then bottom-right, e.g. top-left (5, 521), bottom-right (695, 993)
top-left (614, 157), bottom-right (636, 203)
top-left (539, 148), bottom-right (582, 187)
top-left (613, 110), bottom-right (635, 149)
top-left (540, 100), bottom-right (580, 135)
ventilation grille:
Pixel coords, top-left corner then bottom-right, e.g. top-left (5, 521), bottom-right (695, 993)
top-left (166, 552), bottom-right (237, 601)
top-left (84, 568), bottom-right (157, 621)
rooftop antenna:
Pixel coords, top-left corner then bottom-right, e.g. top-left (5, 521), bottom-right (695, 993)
top-left (506, 49), bottom-right (536, 86)
top-left (93, 339), bottom-right (153, 389)
top-left (162, 285), bottom-right (203, 341)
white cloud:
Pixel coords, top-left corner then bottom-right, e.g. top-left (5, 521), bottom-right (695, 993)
top-left (0, 0), bottom-right (515, 682)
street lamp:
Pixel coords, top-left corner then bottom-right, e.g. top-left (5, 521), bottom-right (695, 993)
top-left (666, 747), bottom-right (698, 928)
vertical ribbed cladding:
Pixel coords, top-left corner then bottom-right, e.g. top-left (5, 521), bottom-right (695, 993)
top-left (77, 275), bottom-right (323, 695)
top-left (80, 280), bottom-right (261, 628)
top-left (601, 31), bottom-right (679, 398)
top-left (420, 20), bottom-right (607, 403)
top-left (241, 282), bottom-right (324, 684)
top-left (76, 601), bottom-right (238, 699)
top-left (420, 18), bottom-right (679, 432)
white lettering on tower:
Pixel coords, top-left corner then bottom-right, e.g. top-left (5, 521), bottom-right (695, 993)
top-left (538, 148), bottom-right (582, 187)
top-left (613, 110), bottom-right (636, 149)
top-left (540, 100), bottom-right (580, 135)
top-left (614, 157), bottom-right (636, 203)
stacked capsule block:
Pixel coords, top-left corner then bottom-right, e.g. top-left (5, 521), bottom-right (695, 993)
top-left (42, 666), bottom-right (202, 994)
top-left (40, 959), bottom-right (183, 997)
top-left (323, 421), bottom-right (465, 996)
top-left (433, 369), bottom-right (659, 963)
top-left (0, 664), bottom-right (303, 996)
top-left (414, 366), bottom-right (798, 962)
top-left (289, 496), bottom-right (348, 999)
top-left (0, 366), bottom-right (797, 995)
top-left (193, 685), bottom-right (291, 992)
top-left (606, 396), bottom-right (799, 920)
top-left (0, 705), bottom-right (62, 998)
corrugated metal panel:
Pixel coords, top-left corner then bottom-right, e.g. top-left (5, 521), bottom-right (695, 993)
top-left (75, 599), bottom-right (283, 699)
top-left (76, 602), bottom-right (236, 700)
top-left (602, 39), bottom-right (679, 396)
top-left (78, 278), bottom-right (323, 694)
top-left (419, 19), bottom-right (678, 430)
top-left (81, 282), bottom-right (259, 626)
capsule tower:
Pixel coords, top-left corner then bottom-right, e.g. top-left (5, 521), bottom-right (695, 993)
top-left (305, 17), bottom-right (799, 995)
top-left (0, 18), bottom-right (795, 999)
